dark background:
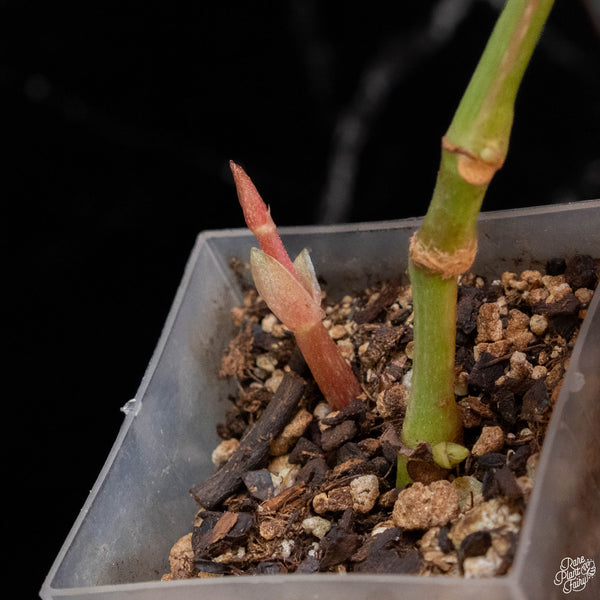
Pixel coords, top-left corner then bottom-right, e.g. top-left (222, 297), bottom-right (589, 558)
top-left (3, 1), bottom-right (598, 596)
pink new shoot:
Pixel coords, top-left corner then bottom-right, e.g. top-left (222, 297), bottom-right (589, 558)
top-left (231, 161), bottom-right (361, 410)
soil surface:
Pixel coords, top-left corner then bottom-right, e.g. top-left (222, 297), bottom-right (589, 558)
top-left (162, 254), bottom-right (597, 580)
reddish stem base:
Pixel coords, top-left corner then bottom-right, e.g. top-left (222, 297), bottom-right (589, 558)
top-left (295, 321), bottom-right (362, 410)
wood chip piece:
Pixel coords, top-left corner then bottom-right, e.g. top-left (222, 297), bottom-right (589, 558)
top-left (190, 372), bottom-right (306, 508)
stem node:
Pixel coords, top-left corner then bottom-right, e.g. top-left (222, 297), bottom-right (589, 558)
top-left (409, 233), bottom-right (477, 279)
top-left (441, 136), bottom-right (503, 186)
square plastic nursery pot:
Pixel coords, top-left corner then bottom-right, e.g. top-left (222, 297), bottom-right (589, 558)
top-left (42, 201), bottom-right (600, 600)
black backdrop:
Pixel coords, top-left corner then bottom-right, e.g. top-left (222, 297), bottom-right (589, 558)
top-left (4, 1), bottom-right (599, 596)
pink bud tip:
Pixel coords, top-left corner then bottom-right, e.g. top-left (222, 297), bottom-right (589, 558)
top-left (230, 161), bottom-right (269, 232)
top-left (230, 160), bottom-right (298, 278)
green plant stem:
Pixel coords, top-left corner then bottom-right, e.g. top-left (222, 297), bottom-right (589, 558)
top-left (416, 151), bottom-right (487, 256)
top-left (447, 0), bottom-right (555, 170)
top-left (419, 0), bottom-right (555, 255)
top-left (403, 264), bottom-right (462, 448)
top-left (402, 0), bottom-right (554, 450)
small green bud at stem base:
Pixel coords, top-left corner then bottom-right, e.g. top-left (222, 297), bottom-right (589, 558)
top-left (395, 454), bottom-right (413, 490)
top-left (432, 441), bottom-right (470, 470)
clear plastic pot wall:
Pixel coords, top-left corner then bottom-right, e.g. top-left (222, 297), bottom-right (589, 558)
top-left (41, 201), bottom-right (600, 600)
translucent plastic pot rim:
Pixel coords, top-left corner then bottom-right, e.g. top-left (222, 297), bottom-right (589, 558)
top-left (41, 200), bottom-right (600, 600)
